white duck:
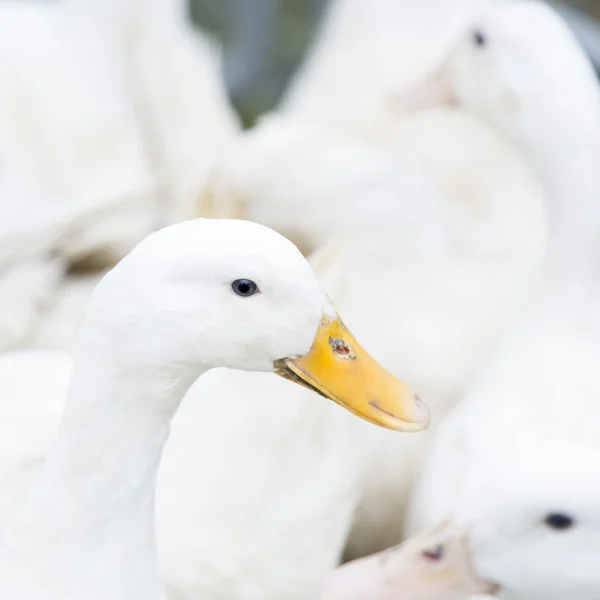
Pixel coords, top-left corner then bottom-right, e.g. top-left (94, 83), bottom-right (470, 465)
top-left (0, 0), bottom-right (239, 271)
top-left (83, 0), bottom-right (241, 223)
top-left (245, 0), bottom-right (545, 267)
top-left (0, 218), bottom-right (427, 600)
top-left (403, 4), bottom-right (600, 600)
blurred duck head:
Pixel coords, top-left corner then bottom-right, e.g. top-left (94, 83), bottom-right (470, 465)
top-left (390, 0), bottom-right (600, 151)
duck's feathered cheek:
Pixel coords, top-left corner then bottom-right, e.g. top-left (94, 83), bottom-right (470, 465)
top-left (274, 314), bottom-right (430, 432)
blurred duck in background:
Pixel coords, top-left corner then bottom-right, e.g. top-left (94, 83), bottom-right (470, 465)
top-left (205, 0), bottom-right (546, 262)
top-left (0, 0), bottom-right (240, 350)
top-left (397, 3), bottom-right (600, 600)
top-left (279, 0), bottom-right (545, 266)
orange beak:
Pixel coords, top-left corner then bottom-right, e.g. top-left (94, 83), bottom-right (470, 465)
top-left (275, 314), bottom-right (429, 432)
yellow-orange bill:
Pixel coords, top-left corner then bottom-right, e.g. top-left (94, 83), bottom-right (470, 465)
top-left (275, 314), bottom-right (429, 432)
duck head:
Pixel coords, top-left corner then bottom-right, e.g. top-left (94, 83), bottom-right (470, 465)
top-left (88, 218), bottom-right (429, 431)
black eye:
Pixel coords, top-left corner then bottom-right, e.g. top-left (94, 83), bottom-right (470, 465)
top-left (231, 279), bottom-right (259, 297)
top-left (472, 29), bottom-right (487, 48)
top-left (544, 512), bottom-right (575, 531)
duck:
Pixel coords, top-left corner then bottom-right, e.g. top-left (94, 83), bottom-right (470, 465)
top-left (96, 0), bottom-right (241, 223)
top-left (0, 218), bottom-right (428, 600)
top-left (200, 0), bottom-right (544, 264)
top-left (58, 0), bottom-right (240, 232)
top-left (0, 0), bottom-right (239, 268)
top-left (321, 521), bottom-right (498, 600)
top-left (401, 4), bottom-right (600, 600)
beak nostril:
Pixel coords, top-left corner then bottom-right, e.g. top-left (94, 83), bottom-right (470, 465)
top-left (421, 544), bottom-right (445, 561)
top-left (329, 336), bottom-right (355, 359)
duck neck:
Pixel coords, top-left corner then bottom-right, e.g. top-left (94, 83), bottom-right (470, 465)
top-left (1, 329), bottom-right (203, 600)
top-left (529, 133), bottom-right (600, 286)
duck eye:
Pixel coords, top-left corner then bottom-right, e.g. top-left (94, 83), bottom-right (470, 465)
top-left (231, 279), bottom-right (259, 297)
top-left (472, 29), bottom-right (487, 48)
top-left (544, 512), bottom-right (575, 531)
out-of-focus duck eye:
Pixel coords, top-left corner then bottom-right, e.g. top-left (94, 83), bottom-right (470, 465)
top-left (421, 545), bottom-right (445, 561)
top-left (544, 512), bottom-right (575, 531)
top-left (472, 30), bottom-right (487, 48)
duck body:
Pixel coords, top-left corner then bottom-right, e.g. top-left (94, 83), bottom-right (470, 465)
top-left (157, 368), bottom-right (369, 600)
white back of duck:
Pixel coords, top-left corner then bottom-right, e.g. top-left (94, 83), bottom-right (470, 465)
top-left (406, 4), bottom-right (600, 600)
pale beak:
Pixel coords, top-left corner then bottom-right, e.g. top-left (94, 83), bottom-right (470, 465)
top-left (274, 314), bottom-right (429, 432)
top-left (320, 521), bottom-right (500, 600)
top-left (389, 63), bottom-right (458, 112)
